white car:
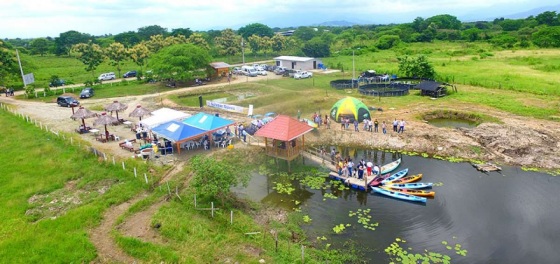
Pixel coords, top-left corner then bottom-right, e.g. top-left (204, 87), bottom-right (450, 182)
top-left (257, 69), bottom-right (268, 76)
top-left (294, 71), bottom-right (313, 79)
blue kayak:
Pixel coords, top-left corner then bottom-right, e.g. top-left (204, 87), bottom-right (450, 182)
top-left (381, 168), bottom-right (408, 184)
top-left (384, 182), bottom-right (433, 189)
top-left (372, 187), bottom-right (427, 203)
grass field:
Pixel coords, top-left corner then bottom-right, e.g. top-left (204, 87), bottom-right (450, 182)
top-left (0, 109), bottom-right (151, 262)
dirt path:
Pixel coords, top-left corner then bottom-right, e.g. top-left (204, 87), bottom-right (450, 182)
top-left (90, 194), bottom-right (147, 264)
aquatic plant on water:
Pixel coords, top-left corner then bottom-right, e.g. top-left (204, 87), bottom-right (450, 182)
top-left (323, 193), bottom-right (338, 200)
top-left (332, 223), bottom-right (351, 234)
top-left (273, 182), bottom-right (295, 195)
top-left (348, 208), bottom-right (379, 231)
top-left (303, 215), bottom-right (312, 223)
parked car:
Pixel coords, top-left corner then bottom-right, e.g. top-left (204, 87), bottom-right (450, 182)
top-left (294, 71), bottom-right (313, 79)
top-left (98, 72), bottom-right (116, 81)
top-left (274, 67), bottom-right (287, 75)
top-left (57, 96), bottom-right (79, 107)
top-left (231, 67), bottom-right (244, 75)
top-left (79, 87), bottom-right (94, 98)
top-left (241, 66), bottom-right (258, 77)
top-left (257, 69), bottom-right (268, 76)
top-left (123, 70), bottom-right (137, 78)
top-left (49, 79), bottom-right (65, 87)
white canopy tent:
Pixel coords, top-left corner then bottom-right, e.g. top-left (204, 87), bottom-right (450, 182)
top-left (139, 108), bottom-right (191, 129)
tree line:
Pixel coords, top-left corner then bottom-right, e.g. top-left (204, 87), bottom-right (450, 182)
top-left (2, 11), bottom-right (560, 87)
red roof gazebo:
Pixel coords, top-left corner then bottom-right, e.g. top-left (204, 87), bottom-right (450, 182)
top-left (255, 115), bottom-right (314, 170)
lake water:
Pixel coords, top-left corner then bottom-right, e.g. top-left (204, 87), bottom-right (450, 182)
top-left (428, 118), bottom-right (478, 128)
top-left (234, 150), bottom-right (560, 263)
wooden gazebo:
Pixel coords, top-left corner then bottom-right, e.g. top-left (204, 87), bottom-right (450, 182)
top-left (254, 115), bottom-right (314, 170)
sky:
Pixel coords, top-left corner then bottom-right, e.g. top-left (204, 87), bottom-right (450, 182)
top-left (1, 0), bottom-right (558, 39)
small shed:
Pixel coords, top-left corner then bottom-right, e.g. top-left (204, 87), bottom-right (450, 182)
top-left (210, 62), bottom-right (231, 77)
top-left (274, 56), bottom-right (322, 71)
top-left (416, 81), bottom-right (447, 98)
top-left (255, 115), bottom-right (314, 171)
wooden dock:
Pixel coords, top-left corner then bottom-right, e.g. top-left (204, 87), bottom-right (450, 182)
top-left (472, 163), bottom-right (502, 172)
top-left (302, 150), bottom-right (337, 171)
top-left (328, 171), bottom-right (376, 191)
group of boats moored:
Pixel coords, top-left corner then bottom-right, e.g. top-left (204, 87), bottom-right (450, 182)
top-left (328, 158), bottom-right (436, 203)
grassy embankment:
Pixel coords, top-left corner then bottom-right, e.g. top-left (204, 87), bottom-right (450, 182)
top-left (0, 106), bottom-right (149, 262)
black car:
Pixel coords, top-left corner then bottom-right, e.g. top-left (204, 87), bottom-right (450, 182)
top-left (57, 96), bottom-right (79, 107)
top-left (49, 79), bottom-right (66, 87)
top-left (79, 87), bottom-right (94, 98)
top-left (123, 71), bottom-right (137, 78)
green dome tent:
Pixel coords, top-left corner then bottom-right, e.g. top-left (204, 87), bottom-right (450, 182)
top-left (330, 97), bottom-right (371, 123)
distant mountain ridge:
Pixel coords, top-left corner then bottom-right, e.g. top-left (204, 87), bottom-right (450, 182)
top-left (312, 20), bottom-right (358, 27)
top-left (503, 4), bottom-right (560, 19)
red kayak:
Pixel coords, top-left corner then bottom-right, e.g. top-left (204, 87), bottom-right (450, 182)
top-left (369, 173), bottom-right (391, 187)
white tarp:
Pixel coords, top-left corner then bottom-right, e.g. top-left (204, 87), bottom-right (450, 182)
top-left (140, 108), bottom-right (191, 129)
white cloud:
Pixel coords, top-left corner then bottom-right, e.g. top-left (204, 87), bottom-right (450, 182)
top-left (0, 0), bottom-right (555, 38)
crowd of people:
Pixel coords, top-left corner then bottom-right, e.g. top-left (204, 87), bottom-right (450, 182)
top-left (333, 116), bottom-right (406, 134)
top-left (330, 149), bottom-right (381, 180)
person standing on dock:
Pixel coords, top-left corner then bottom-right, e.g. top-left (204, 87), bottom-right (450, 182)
top-left (347, 159), bottom-right (354, 177)
top-left (373, 164), bottom-right (380, 176)
top-left (366, 161), bottom-right (373, 176)
top-left (357, 163), bottom-right (364, 179)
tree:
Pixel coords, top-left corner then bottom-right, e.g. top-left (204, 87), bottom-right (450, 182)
top-left (148, 43), bottom-right (211, 81)
top-left (105, 42), bottom-right (128, 77)
top-left (271, 34), bottom-right (287, 53)
top-left (144, 35), bottom-right (168, 53)
top-left (113, 31), bottom-right (140, 47)
top-left (462, 28), bottom-right (482, 42)
top-left (425, 14), bottom-right (462, 30)
top-left (214, 29), bottom-right (242, 58)
top-left (187, 33), bottom-right (210, 50)
top-left (247, 35), bottom-right (262, 57)
top-left (190, 155), bottom-right (249, 206)
top-left (293, 26), bottom-right (318, 42)
top-left (0, 41), bottom-right (20, 87)
top-left (29, 38), bottom-right (49, 56)
top-left (137, 25), bottom-right (167, 41)
top-left (54, 30), bottom-right (92, 56)
top-left (376, 35), bottom-right (401, 50)
top-left (532, 26), bottom-right (560, 47)
top-left (71, 41), bottom-right (104, 79)
top-left (301, 37), bottom-right (330, 57)
top-left (128, 43), bottom-right (150, 72)
top-left (237, 23), bottom-right (274, 39)
top-left (398, 55), bottom-right (435, 79)
top-left (535, 11), bottom-right (559, 26)
top-left (170, 27), bottom-right (193, 38)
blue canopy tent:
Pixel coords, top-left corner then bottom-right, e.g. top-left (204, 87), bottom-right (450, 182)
top-left (151, 120), bottom-right (207, 154)
top-left (183, 112), bottom-right (236, 147)
top-left (183, 112), bottom-right (235, 131)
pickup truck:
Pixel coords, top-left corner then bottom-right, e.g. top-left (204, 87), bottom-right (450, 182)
top-left (294, 71), bottom-right (313, 79)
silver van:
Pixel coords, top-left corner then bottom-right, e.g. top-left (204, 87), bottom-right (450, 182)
top-left (98, 72), bottom-right (116, 81)
top-left (241, 66), bottom-right (258, 77)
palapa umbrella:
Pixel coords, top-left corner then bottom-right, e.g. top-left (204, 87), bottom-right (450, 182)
top-left (93, 112), bottom-right (118, 138)
top-left (330, 97), bottom-right (371, 123)
top-left (70, 106), bottom-right (97, 128)
top-left (128, 105), bottom-right (152, 121)
top-left (104, 100), bottom-right (128, 121)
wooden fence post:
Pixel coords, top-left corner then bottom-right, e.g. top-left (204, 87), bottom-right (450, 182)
top-left (211, 202), bottom-right (214, 218)
top-left (144, 173), bottom-right (148, 184)
top-left (134, 167), bottom-right (137, 177)
top-left (122, 161), bottom-right (125, 170)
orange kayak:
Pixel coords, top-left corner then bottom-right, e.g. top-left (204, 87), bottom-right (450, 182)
top-left (386, 173), bottom-right (422, 184)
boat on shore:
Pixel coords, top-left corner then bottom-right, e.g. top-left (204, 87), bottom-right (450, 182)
top-left (372, 187), bottom-right (427, 203)
top-left (384, 182), bottom-right (433, 189)
top-left (386, 174), bottom-right (422, 184)
top-left (380, 168), bottom-right (409, 184)
top-left (380, 187), bottom-right (435, 197)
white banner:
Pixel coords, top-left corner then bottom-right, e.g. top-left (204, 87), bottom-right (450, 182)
top-left (247, 104), bottom-right (254, 116)
top-left (23, 73), bottom-right (35, 85)
top-left (206, 100), bottom-right (245, 113)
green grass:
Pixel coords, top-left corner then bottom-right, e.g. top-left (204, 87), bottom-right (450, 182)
top-left (0, 107), bottom-right (150, 263)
